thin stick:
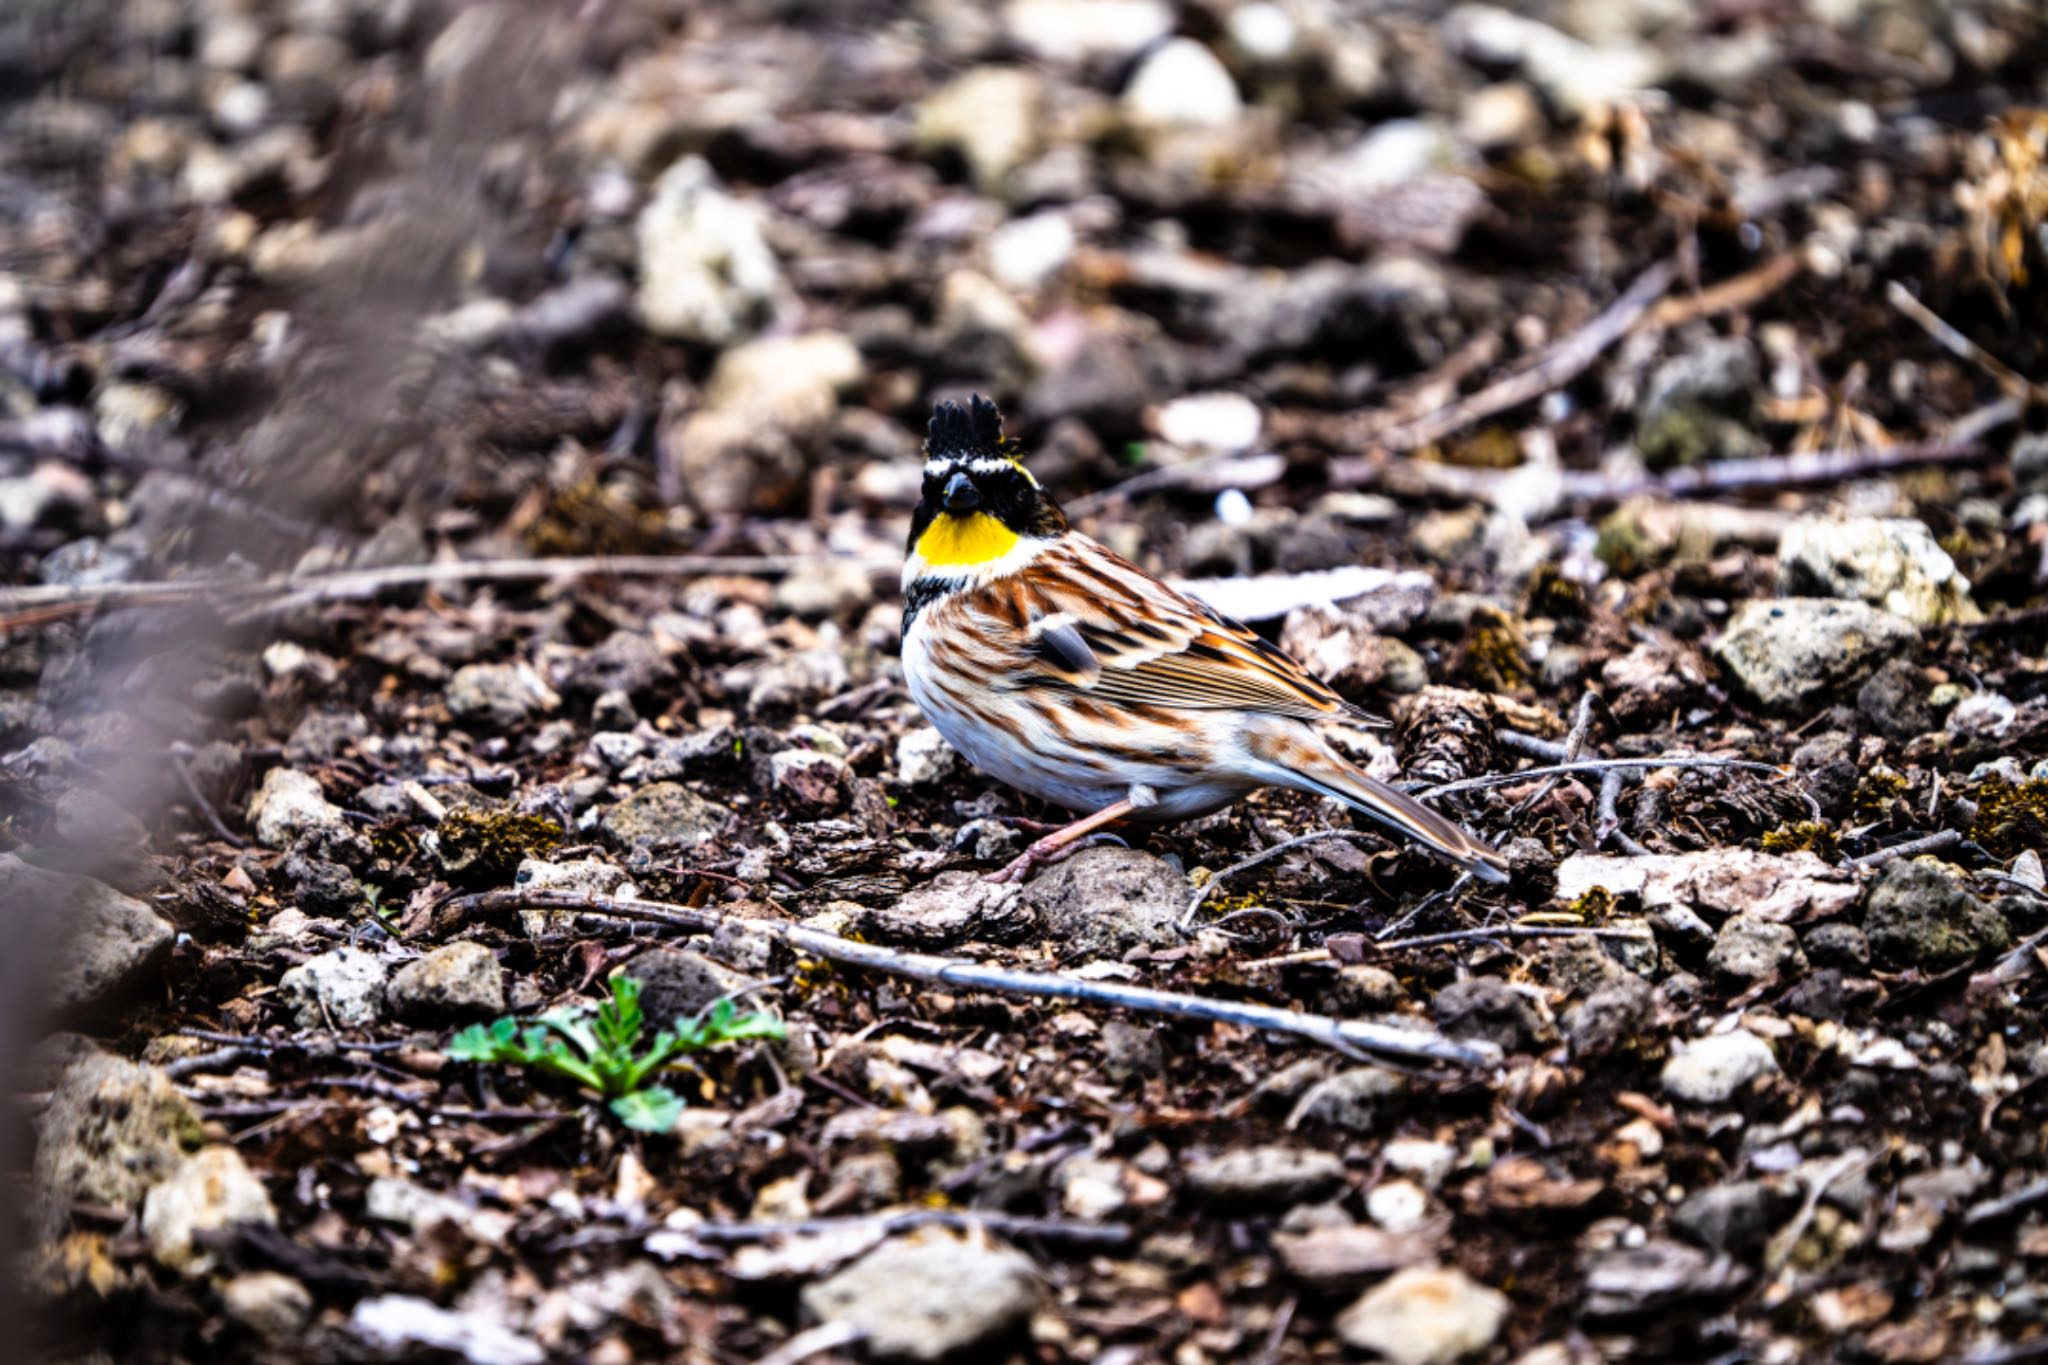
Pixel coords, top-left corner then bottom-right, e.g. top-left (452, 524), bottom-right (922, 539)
top-left (1849, 829), bottom-right (1962, 870)
top-left (0, 554), bottom-right (895, 623)
top-left (1886, 281), bottom-right (2034, 396)
top-left (1512, 694), bottom-right (1595, 817)
top-left (452, 888), bottom-right (1499, 1068)
top-left (1180, 830), bottom-right (1386, 928)
top-left (1418, 757), bottom-right (1790, 799)
top-left (687, 1208), bottom-right (1133, 1249)
top-left (1375, 925), bottom-right (1654, 952)
top-left (1562, 437), bottom-right (1998, 503)
top-left (755, 1323), bottom-right (865, 1365)
top-left (1368, 259), bottom-right (1677, 454)
top-left (170, 750), bottom-right (246, 847)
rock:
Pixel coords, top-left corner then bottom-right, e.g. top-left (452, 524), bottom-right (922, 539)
top-left (283, 709), bottom-right (368, 764)
top-left (1672, 1179), bottom-right (1795, 1253)
top-left (987, 210), bottom-right (1076, 292)
top-left (1185, 1145), bottom-right (1346, 1207)
top-left (142, 1145), bottom-right (277, 1272)
top-left (1019, 847), bottom-right (1186, 958)
top-left (1713, 598), bottom-right (1917, 711)
top-left (1441, 5), bottom-right (1660, 113)
top-left (1288, 1066), bottom-right (1407, 1134)
top-left (1804, 922), bottom-right (1870, 970)
top-left (1153, 391), bottom-right (1262, 454)
top-left (1384, 1139), bottom-right (1458, 1190)
top-left (800, 1233), bottom-right (1041, 1361)
top-left (387, 942), bottom-right (505, 1022)
top-left (628, 949), bottom-right (752, 1025)
top-left (1123, 38), bottom-right (1242, 128)
top-left (770, 749), bottom-right (850, 808)
top-left (895, 727), bottom-right (958, 786)
top-left (1863, 860), bottom-right (2010, 969)
top-left (1366, 1180), bottom-right (1432, 1234)
top-left (352, 1295), bottom-right (545, 1365)
top-left (1276, 1223), bottom-right (1437, 1291)
top-left (1335, 1265), bottom-right (1509, 1365)
top-left (1101, 1019), bottom-right (1165, 1081)
top-left (1005, 0), bottom-right (1173, 63)
top-left (1432, 978), bottom-right (1544, 1052)
top-left (1857, 657), bottom-right (1935, 740)
top-left (917, 66), bottom-right (1044, 192)
top-left (635, 156), bottom-right (781, 344)
top-left (512, 856), bottom-right (637, 937)
top-left (1556, 849), bottom-right (1859, 925)
top-left (1661, 1031), bottom-right (1779, 1105)
top-left (246, 767), bottom-right (347, 848)
top-left (669, 331), bottom-right (861, 517)
top-left (445, 662), bottom-right (560, 728)
top-left (1581, 1239), bottom-right (1746, 1318)
top-left (854, 872), bottom-right (1036, 948)
top-left (1458, 80), bottom-right (1544, 149)
top-left (0, 857), bottom-right (175, 1012)
top-left (221, 1272), bottom-right (313, 1340)
top-left (32, 1049), bottom-right (203, 1241)
top-left (774, 558), bottom-right (875, 619)
top-left (1777, 517), bottom-right (1975, 626)
top-left (1278, 604), bottom-right (1388, 698)
top-left (603, 782), bottom-right (734, 851)
top-left (277, 947), bottom-right (389, 1029)
top-left (1565, 979), bottom-right (1655, 1059)
top-left (1708, 916), bottom-right (1807, 981)
top-left (555, 632), bottom-right (674, 699)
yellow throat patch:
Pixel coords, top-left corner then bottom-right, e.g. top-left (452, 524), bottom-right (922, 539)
top-left (915, 512), bottom-right (1020, 567)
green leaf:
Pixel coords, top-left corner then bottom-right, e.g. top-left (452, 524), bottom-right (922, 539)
top-left (447, 1023), bottom-right (507, 1063)
top-left (610, 1087), bottom-right (685, 1133)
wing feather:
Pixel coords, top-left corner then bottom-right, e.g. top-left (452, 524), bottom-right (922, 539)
top-left (1003, 537), bottom-right (1383, 724)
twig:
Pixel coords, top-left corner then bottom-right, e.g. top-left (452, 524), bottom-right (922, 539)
top-left (1886, 281), bottom-right (2035, 397)
top-left (1561, 437), bottom-right (2000, 503)
top-left (1181, 830), bottom-right (1388, 929)
top-left (1974, 926), bottom-right (2048, 990)
top-left (1646, 250), bottom-right (1805, 329)
top-left (1964, 1174), bottom-right (2048, 1227)
top-left (1498, 730), bottom-right (1569, 762)
top-left (1350, 258), bottom-right (1677, 457)
top-left (1764, 1148), bottom-right (1874, 1272)
top-left (1512, 694), bottom-right (1595, 817)
top-left (1375, 925), bottom-right (1655, 952)
top-left (1597, 769), bottom-right (1651, 855)
top-left (170, 749), bottom-right (246, 847)
top-left (452, 888), bottom-right (1499, 1068)
top-left (0, 554), bottom-right (895, 629)
top-left (1849, 829), bottom-right (1961, 870)
top-left (1418, 757), bottom-right (1792, 800)
top-left (1065, 452), bottom-right (1287, 518)
top-left (687, 1208), bottom-right (1133, 1249)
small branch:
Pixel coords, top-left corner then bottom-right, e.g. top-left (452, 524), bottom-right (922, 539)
top-left (1886, 280), bottom-right (2035, 398)
top-left (1181, 830), bottom-right (1388, 929)
top-left (1597, 769), bottom-right (1651, 855)
top-left (755, 1323), bottom-right (866, 1365)
top-left (1375, 925), bottom-right (1654, 952)
top-left (170, 748), bottom-right (245, 847)
top-left (0, 553), bottom-right (895, 630)
top-left (688, 1208), bottom-right (1133, 1249)
top-left (1849, 829), bottom-right (1961, 870)
top-left (1512, 694), bottom-right (1596, 816)
top-left (453, 888), bottom-right (1499, 1069)
top-left (1418, 757), bottom-right (1790, 800)
top-left (1964, 1174), bottom-right (2048, 1227)
top-left (1362, 258), bottom-right (1677, 456)
top-left (1561, 437), bottom-right (1999, 503)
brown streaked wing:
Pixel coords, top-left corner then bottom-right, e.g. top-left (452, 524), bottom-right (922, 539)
top-left (1010, 536), bottom-right (1382, 724)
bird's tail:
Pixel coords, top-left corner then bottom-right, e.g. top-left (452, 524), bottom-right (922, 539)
top-left (1254, 729), bottom-right (1511, 884)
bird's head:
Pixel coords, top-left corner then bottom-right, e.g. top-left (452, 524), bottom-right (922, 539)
top-left (907, 395), bottom-right (1066, 568)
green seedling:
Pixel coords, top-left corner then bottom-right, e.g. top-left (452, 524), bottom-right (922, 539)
top-left (448, 975), bottom-right (784, 1132)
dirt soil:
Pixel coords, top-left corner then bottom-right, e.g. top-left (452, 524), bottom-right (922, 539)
top-left (9, 0), bottom-right (2048, 1362)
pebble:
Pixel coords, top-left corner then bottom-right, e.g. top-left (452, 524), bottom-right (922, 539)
top-left (277, 946), bottom-right (390, 1029)
top-left (246, 767), bottom-right (347, 848)
top-left (387, 941), bottom-right (506, 1022)
top-left (0, 856), bottom-right (176, 1011)
top-left (31, 1049), bottom-right (202, 1244)
top-left (1185, 1145), bottom-right (1346, 1207)
top-left (635, 156), bottom-right (781, 344)
top-left (142, 1145), bottom-right (277, 1271)
top-left (1712, 597), bottom-right (1918, 711)
top-left (1288, 1066), bottom-right (1407, 1135)
top-left (1777, 517), bottom-right (1975, 626)
top-left (894, 726), bottom-right (958, 786)
top-left (917, 67), bottom-right (1044, 192)
top-left (1365, 1179), bottom-right (1433, 1234)
top-left (1154, 391), bottom-right (1262, 453)
top-left (1336, 1265), bottom-right (1509, 1365)
top-left (1864, 859), bottom-right (2011, 968)
top-left (446, 662), bottom-right (561, 729)
top-left (221, 1272), bottom-right (314, 1340)
top-left (1018, 847), bottom-right (1187, 958)
top-left (602, 782), bottom-right (734, 851)
top-left (799, 1233), bottom-right (1041, 1362)
top-left (1123, 38), bottom-right (1242, 128)
top-left (1661, 1031), bottom-right (1780, 1105)
top-left (1708, 915), bottom-right (1808, 981)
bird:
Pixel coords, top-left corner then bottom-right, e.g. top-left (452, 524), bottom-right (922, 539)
top-left (898, 394), bottom-right (1510, 888)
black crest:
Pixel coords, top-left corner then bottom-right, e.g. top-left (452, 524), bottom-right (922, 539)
top-left (926, 394), bottom-right (1009, 460)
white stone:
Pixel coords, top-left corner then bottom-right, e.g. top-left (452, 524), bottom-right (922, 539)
top-left (143, 1146), bottom-right (277, 1271)
top-left (1366, 1178), bottom-right (1432, 1233)
top-left (277, 947), bottom-right (389, 1029)
top-left (1229, 2), bottom-right (1299, 60)
top-left (1337, 1266), bottom-right (1510, 1364)
top-left (1776, 516), bottom-right (1975, 625)
top-left (895, 726), bottom-right (958, 787)
top-left (1123, 39), bottom-right (1243, 128)
top-left (1662, 1031), bottom-right (1780, 1105)
top-left (246, 767), bottom-right (347, 848)
top-left (1155, 391), bottom-right (1262, 453)
top-left (988, 212), bottom-right (1076, 292)
top-left (1004, 0), bottom-right (1173, 63)
top-left (1382, 1138), bottom-right (1457, 1189)
top-left (635, 157), bottom-right (781, 345)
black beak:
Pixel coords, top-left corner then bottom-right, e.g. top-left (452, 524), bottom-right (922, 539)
top-left (943, 471), bottom-right (980, 513)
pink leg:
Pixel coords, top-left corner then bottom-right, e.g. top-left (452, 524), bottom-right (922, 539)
top-left (984, 798), bottom-right (1137, 885)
